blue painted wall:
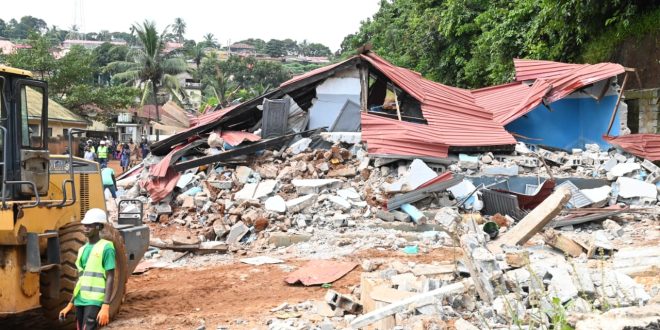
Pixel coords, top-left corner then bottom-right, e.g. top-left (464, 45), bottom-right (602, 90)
top-left (505, 94), bottom-right (620, 150)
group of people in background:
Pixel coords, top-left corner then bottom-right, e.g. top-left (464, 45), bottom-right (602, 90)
top-left (78, 137), bottom-right (149, 173)
top-left (77, 136), bottom-right (150, 201)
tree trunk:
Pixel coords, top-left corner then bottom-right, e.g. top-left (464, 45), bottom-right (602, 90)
top-left (153, 83), bottom-right (160, 141)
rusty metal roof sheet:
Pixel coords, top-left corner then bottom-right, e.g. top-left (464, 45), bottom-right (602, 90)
top-left (604, 134), bottom-right (660, 161)
top-left (476, 59), bottom-right (624, 125)
top-left (473, 80), bottom-right (552, 125)
top-left (284, 260), bottom-right (357, 286)
top-left (514, 58), bottom-right (585, 82)
top-left (359, 53), bottom-right (516, 157)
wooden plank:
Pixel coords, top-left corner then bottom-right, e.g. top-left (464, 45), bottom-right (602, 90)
top-left (542, 229), bottom-right (585, 257)
top-left (360, 64), bottom-right (369, 112)
top-left (489, 187), bottom-right (571, 253)
top-left (606, 72), bottom-right (628, 136)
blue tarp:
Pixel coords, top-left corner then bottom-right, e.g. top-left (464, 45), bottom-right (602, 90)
top-left (506, 94), bottom-right (620, 150)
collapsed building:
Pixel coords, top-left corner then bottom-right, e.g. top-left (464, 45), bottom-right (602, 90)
top-left (115, 50), bottom-right (660, 329)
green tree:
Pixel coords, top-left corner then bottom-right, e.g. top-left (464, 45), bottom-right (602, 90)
top-left (57, 85), bottom-right (139, 124)
top-left (106, 20), bottom-right (187, 124)
top-left (265, 39), bottom-right (286, 57)
top-left (202, 33), bottom-right (219, 48)
top-left (239, 38), bottom-right (266, 53)
top-left (307, 43), bottom-right (331, 57)
top-left (49, 45), bottom-right (95, 96)
top-left (4, 32), bottom-right (56, 79)
top-left (173, 17), bottom-right (186, 43)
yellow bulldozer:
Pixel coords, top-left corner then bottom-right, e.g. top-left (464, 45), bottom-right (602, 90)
top-left (0, 65), bottom-right (149, 328)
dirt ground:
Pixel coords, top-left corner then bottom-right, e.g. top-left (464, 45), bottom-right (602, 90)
top-left (107, 247), bottom-right (458, 329)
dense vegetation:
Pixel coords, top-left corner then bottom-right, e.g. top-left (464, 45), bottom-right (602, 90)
top-left (340, 0), bottom-right (660, 88)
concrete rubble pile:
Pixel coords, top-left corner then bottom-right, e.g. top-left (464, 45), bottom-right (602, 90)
top-left (116, 136), bottom-right (660, 330)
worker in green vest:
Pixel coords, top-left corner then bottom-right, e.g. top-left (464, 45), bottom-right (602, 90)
top-left (97, 140), bottom-right (109, 169)
top-left (58, 208), bottom-right (115, 329)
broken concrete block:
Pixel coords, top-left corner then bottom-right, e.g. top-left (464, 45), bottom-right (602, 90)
top-left (292, 179), bottom-right (342, 195)
top-left (329, 195), bottom-right (352, 211)
top-left (320, 132), bottom-right (361, 144)
top-left (226, 221), bottom-right (249, 244)
top-left (212, 219), bottom-right (229, 238)
top-left (325, 289), bottom-right (361, 314)
top-left (548, 267), bottom-right (578, 303)
top-left (265, 195), bottom-right (286, 213)
top-left (235, 166), bottom-right (253, 184)
top-left (181, 195), bottom-right (195, 209)
top-left (616, 176), bottom-right (657, 199)
top-left (504, 268), bottom-right (531, 290)
top-left (571, 264), bottom-right (595, 297)
top-left (208, 180), bottom-right (233, 190)
top-left (391, 210), bottom-right (411, 222)
top-left (337, 188), bottom-right (360, 200)
top-left (405, 159), bottom-right (438, 190)
top-left (285, 194), bottom-right (318, 213)
top-left (253, 179), bottom-right (278, 199)
top-left (256, 163), bottom-right (279, 179)
top-left (612, 246), bottom-right (660, 275)
top-left (434, 207), bottom-right (461, 233)
top-left (375, 209), bottom-right (395, 222)
top-left (327, 166), bottom-right (357, 178)
top-left (608, 162), bottom-right (640, 178)
top-left (603, 219), bottom-right (623, 237)
top-left (194, 194), bottom-right (209, 208)
top-left (268, 232), bottom-right (312, 247)
top-left (482, 164), bottom-right (519, 176)
top-left (287, 137), bottom-right (312, 155)
top-left (580, 185), bottom-right (611, 204)
top-left (234, 182), bottom-right (258, 201)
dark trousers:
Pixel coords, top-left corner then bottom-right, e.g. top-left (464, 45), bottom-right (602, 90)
top-left (75, 305), bottom-right (100, 330)
top-left (104, 184), bottom-right (117, 198)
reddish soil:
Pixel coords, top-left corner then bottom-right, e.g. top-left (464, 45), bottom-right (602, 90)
top-left (107, 260), bottom-right (361, 330)
top-left (106, 246), bottom-right (459, 329)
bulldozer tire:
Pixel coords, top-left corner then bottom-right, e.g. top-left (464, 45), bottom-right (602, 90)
top-left (37, 222), bottom-right (129, 329)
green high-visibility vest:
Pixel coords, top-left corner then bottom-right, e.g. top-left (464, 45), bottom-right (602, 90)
top-left (73, 239), bottom-right (113, 305)
top-left (97, 146), bottom-right (109, 159)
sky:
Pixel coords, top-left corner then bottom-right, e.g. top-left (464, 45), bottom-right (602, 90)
top-left (2, 0), bottom-right (380, 51)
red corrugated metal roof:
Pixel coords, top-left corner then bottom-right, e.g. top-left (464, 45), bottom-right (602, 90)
top-left (358, 53), bottom-right (516, 157)
top-left (221, 131), bottom-right (261, 146)
top-left (476, 59), bottom-right (624, 125)
top-left (604, 134), bottom-right (660, 161)
top-left (542, 62), bottom-right (625, 103)
top-left (514, 58), bottom-right (585, 82)
top-left (473, 80), bottom-right (552, 125)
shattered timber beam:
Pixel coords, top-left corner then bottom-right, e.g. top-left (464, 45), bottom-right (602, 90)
top-left (172, 129), bottom-right (323, 172)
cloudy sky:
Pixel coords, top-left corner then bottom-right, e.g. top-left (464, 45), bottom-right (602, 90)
top-left (2, 0), bottom-right (381, 51)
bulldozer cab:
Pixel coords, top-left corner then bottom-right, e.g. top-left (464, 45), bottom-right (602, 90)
top-left (0, 66), bottom-right (149, 329)
top-left (0, 65), bottom-right (50, 204)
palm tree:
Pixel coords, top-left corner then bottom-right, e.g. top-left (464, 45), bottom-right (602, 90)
top-left (173, 17), bottom-right (186, 43)
top-left (201, 52), bottom-right (239, 107)
top-left (105, 20), bottom-right (187, 126)
top-left (202, 33), bottom-right (218, 48)
top-left (188, 43), bottom-right (205, 73)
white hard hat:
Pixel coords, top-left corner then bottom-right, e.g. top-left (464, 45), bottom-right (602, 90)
top-left (100, 140), bottom-right (106, 145)
top-left (81, 208), bottom-right (108, 225)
